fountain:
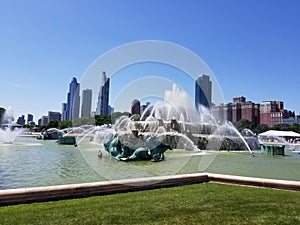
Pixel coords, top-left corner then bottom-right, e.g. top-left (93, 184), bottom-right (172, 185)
top-left (0, 107), bottom-right (23, 144)
top-left (70, 83), bottom-right (263, 183)
top-left (89, 84), bottom-right (258, 164)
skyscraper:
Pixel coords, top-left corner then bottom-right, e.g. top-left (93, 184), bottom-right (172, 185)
top-left (38, 116), bottom-right (48, 126)
top-left (140, 102), bottom-right (151, 117)
top-left (17, 115), bottom-right (25, 126)
top-left (195, 74), bottom-right (212, 109)
top-left (48, 111), bottom-right (61, 122)
top-left (81, 89), bottom-right (92, 117)
top-left (64, 77), bottom-right (80, 121)
top-left (131, 99), bottom-right (141, 115)
top-left (27, 114), bottom-right (33, 124)
top-left (96, 72), bottom-right (110, 115)
top-left (61, 103), bottom-right (67, 121)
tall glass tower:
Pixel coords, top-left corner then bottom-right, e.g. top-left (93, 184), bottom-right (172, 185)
top-left (96, 72), bottom-right (110, 115)
top-left (195, 74), bottom-right (212, 110)
top-left (66, 77), bottom-right (80, 120)
top-left (81, 89), bottom-right (92, 118)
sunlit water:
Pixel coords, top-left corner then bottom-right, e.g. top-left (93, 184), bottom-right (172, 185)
top-left (0, 137), bottom-right (101, 190)
top-left (1, 137), bottom-right (300, 190)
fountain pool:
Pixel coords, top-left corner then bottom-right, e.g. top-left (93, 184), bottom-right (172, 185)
top-left (1, 136), bottom-right (300, 190)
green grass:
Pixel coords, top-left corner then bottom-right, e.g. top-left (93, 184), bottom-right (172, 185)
top-left (1, 183), bottom-right (300, 225)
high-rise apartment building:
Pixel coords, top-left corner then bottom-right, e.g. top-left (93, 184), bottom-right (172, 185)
top-left (38, 116), bottom-right (48, 126)
top-left (96, 72), bottom-right (110, 115)
top-left (195, 74), bottom-right (212, 110)
top-left (212, 97), bottom-right (260, 126)
top-left (48, 111), bottom-right (61, 122)
top-left (231, 103), bottom-right (242, 123)
top-left (62, 77), bottom-right (80, 121)
top-left (241, 101), bottom-right (260, 126)
top-left (212, 97), bottom-right (296, 127)
top-left (211, 104), bottom-right (232, 123)
top-left (231, 96), bottom-right (259, 126)
top-left (81, 89), bottom-right (92, 118)
top-left (260, 101), bottom-right (285, 127)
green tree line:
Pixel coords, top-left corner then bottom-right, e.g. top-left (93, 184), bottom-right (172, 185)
top-left (235, 118), bottom-right (300, 134)
top-left (25, 112), bottom-right (131, 131)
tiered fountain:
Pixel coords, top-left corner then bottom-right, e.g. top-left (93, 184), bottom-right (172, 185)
top-left (89, 84), bottom-right (258, 163)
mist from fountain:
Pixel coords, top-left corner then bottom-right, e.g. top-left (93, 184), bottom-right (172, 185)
top-left (140, 84), bottom-right (198, 123)
top-left (198, 121), bottom-right (257, 171)
top-left (207, 121), bottom-right (254, 154)
top-left (0, 106), bottom-right (24, 144)
top-left (0, 127), bottom-right (24, 144)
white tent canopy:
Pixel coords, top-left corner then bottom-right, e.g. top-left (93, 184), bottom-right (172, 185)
top-left (259, 130), bottom-right (300, 137)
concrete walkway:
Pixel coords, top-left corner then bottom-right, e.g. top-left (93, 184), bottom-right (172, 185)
top-left (1, 173), bottom-right (300, 206)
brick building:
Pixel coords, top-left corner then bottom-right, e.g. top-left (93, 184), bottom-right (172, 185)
top-left (212, 96), bottom-right (259, 126)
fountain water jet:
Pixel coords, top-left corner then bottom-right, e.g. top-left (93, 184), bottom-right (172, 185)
top-left (213, 121), bottom-right (255, 155)
top-left (0, 107), bottom-right (24, 144)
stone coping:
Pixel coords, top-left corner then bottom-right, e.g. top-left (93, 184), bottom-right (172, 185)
top-left (1, 173), bottom-right (300, 206)
top-left (206, 173), bottom-right (300, 191)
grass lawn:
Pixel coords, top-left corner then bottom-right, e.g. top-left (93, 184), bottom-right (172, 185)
top-left (1, 182), bottom-right (300, 225)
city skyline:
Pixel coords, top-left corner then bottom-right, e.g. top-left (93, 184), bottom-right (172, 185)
top-left (38, 73), bottom-right (300, 126)
top-left (1, 1), bottom-right (300, 120)
top-left (3, 69), bottom-right (300, 125)
top-left (5, 72), bottom-right (300, 128)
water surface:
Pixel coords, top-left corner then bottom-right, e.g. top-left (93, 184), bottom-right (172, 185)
top-left (1, 136), bottom-right (300, 190)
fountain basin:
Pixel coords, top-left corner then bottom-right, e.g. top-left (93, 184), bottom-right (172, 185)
top-left (57, 135), bottom-right (77, 145)
top-left (37, 128), bottom-right (62, 140)
top-left (260, 144), bottom-right (285, 155)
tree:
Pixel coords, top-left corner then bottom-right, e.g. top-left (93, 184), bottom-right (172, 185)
top-left (46, 120), bottom-right (59, 129)
top-left (235, 119), bottom-right (254, 131)
top-left (23, 124), bottom-right (35, 131)
top-left (58, 120), bottom-right (72, 129)
top-left (94, 115), bottom-right (111, 126)
top-left (254, 124), bottom-right (270, 134)
top-left (291, 123), bottom-right (300, 134)
top-left (272, 123), bottom-right (290, 131)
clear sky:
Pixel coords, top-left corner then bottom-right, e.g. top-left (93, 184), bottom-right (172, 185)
top-left (1, 0), bottom-right (300, 121)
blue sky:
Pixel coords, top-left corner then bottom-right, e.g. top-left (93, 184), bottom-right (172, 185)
top-left (0, 0), bottom-right (300, 121)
